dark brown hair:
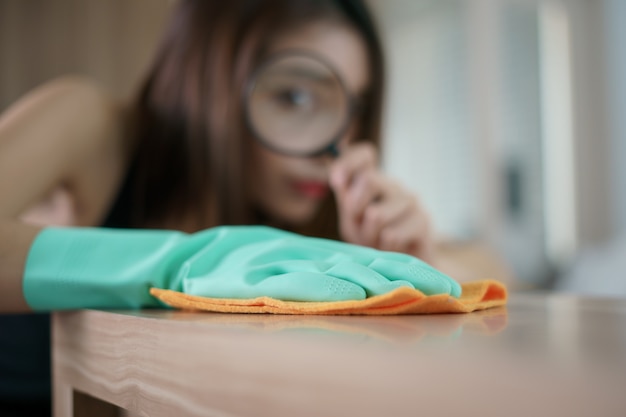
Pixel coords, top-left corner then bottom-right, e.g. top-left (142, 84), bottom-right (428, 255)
top-left (105, 0), bottom-right (385, 238)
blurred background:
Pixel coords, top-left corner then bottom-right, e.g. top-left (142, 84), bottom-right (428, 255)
top-left (1, 0), bottom-right (624, 294)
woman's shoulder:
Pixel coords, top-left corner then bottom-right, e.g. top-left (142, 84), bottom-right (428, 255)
top-left (3, 75), bottom-right (135, 158)
top-left (27, 75), bottom-right (114, 103)
top-left (19, 75), bottom-right (128, 124)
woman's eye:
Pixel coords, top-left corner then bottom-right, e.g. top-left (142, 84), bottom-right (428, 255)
top-left (274, 88), bottom-right (314, 110)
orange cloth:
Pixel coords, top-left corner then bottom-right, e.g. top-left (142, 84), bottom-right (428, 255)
top-left (150, 280), bottom-right (506, 315)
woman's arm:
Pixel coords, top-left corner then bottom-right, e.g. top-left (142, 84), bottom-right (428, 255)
top-left (0, 76), bottom-right (130, 313)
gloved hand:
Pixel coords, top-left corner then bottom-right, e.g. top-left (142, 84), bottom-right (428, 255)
top-left (23, 225), bottom-right (461, 311)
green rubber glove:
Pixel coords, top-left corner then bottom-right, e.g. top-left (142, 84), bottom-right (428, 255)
top-left (24, 225), bottom-right (461, 311)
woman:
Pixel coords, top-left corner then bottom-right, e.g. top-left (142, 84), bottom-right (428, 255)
top-left (0, 0), bottom-right (508, 415)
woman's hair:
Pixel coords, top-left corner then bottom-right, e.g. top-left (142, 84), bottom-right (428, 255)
top-left (105, 0), bottom-right (385, 238)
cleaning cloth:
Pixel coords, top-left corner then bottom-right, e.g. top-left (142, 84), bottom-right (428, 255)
top-left (150, 279), bottom-right (506, 315)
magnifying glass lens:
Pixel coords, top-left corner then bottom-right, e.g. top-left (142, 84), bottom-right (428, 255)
top-left (247, 55), bottom-right (350, 156)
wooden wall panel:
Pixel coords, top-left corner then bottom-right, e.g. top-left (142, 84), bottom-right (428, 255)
top-left (0, 0), bottom-right (171, 110)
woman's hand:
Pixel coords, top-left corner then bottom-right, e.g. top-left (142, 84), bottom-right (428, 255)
top-left (329, 143), bottom-right (435, 263)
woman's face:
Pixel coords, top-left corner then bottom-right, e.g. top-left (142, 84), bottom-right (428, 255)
top-left (247, 21), bottom-right (371, 227)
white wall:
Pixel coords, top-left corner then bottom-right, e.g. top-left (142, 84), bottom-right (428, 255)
top-left (372, 1), bottom-right (479, 240)
top-left (371, 0), bottom-right (621, 284)
top-left (606, 0), bottom-right (626, 236)
top-left (372, 0), bottom-right (552, 283)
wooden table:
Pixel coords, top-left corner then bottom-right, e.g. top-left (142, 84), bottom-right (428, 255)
top-left (52, 293), bottom-right (626, 417)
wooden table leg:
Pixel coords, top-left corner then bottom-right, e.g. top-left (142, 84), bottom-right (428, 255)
top-left (53, 312), bottom-right (122, 417)
top-left (52, 372), bottom-right (73, 417)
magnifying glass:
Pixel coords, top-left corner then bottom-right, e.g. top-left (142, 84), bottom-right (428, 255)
top-left (245, 51), bottom-right (353, 157)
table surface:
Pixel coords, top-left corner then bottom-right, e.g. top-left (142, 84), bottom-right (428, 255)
top-left (52, 293), bottom-right (626, 417)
